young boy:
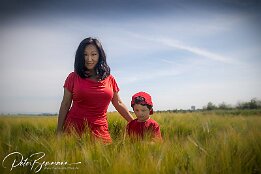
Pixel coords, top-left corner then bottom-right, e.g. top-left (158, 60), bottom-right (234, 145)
top-left (126, 91), bottom-right (162, 141)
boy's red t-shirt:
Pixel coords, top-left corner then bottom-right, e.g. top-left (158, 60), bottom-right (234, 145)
top-left (63, 72), bottom-right (119, 125)
top-left (127, 118), bottom-right (162, 141)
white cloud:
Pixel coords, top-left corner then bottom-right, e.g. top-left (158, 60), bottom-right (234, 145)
top-left (126, 32), bottom-right (239, 64)
top-left (159, 38), bottom-right (236, 63)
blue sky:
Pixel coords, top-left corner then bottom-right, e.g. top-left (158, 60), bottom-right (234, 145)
top-left (0, 0), bottom-right (260, 113)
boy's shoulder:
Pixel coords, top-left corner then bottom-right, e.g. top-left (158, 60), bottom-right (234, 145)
top-left (145, 118), bottom-right (160, 126)
top-left (127, 118), bottom-right (138, 125)
top-left (127, 118), bottom-right (159, 126)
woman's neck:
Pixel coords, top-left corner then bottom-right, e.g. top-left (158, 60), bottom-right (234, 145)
top-left (86, 69), bottom-right (96, 77)
top-left (88, 69), bottom-right (96, 76)
top-left (86, 70), bottom-right (99, 81)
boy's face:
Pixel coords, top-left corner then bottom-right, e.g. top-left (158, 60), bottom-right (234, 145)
top-left (133, 104), bottom-right (151, 122)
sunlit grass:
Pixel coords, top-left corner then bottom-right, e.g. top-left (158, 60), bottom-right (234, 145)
top-left (0, 112), bottom-right (260, 174)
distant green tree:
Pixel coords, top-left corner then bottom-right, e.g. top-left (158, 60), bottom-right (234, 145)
top-left (236, 102), bottom-right (248, 109)
top-left (218, 102), bottom-right (232, 110)
top-left (236, 98), bottom-right (261, 109)
top-left (207, 102), bottom-right (217, 110)
top-left (250, 98), bottom-right (258, 109)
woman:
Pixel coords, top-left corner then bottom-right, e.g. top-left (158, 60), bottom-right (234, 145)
top-left (57, 37), bottom-right (133, 143)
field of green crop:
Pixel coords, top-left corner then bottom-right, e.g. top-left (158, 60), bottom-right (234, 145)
top-left (0, 111), bottom-right (261, 174)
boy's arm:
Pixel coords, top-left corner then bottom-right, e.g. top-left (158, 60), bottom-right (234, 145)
top-left (152, 125), bottom-right (163, 142)
top-left (124, 123), bottom-right (130, 141)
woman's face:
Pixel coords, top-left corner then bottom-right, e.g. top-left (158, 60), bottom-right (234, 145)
top-left (133, 104), bottom-right (151, 122)
top-left (84, 44), bottom-right (99, 70)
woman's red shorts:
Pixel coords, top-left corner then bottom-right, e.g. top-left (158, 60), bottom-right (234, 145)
top-left (63, 117), bottom-right (112, 143)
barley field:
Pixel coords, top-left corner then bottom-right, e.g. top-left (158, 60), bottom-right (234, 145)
top-left (0, 111), bottom-right (261, 174)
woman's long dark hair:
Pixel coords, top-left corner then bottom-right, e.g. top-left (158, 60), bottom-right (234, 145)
top-left (74, 37), bottom-right (110, 80)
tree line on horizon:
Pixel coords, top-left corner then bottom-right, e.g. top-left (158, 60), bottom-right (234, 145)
top-left (204, 98), bottom-right (261, 110)
top-left (157, 98), bottom-right (261, 113)
top-left (1, 98), bottom-right (261, 116)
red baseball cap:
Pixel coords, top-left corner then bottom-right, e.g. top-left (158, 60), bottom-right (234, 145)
top-left (131, 92), bottom-right (153, 115)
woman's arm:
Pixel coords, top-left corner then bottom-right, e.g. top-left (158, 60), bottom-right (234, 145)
top-left (111, 92), bottom-right (134, 122)
top-left (56, 88), bottom-right (72, 134)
